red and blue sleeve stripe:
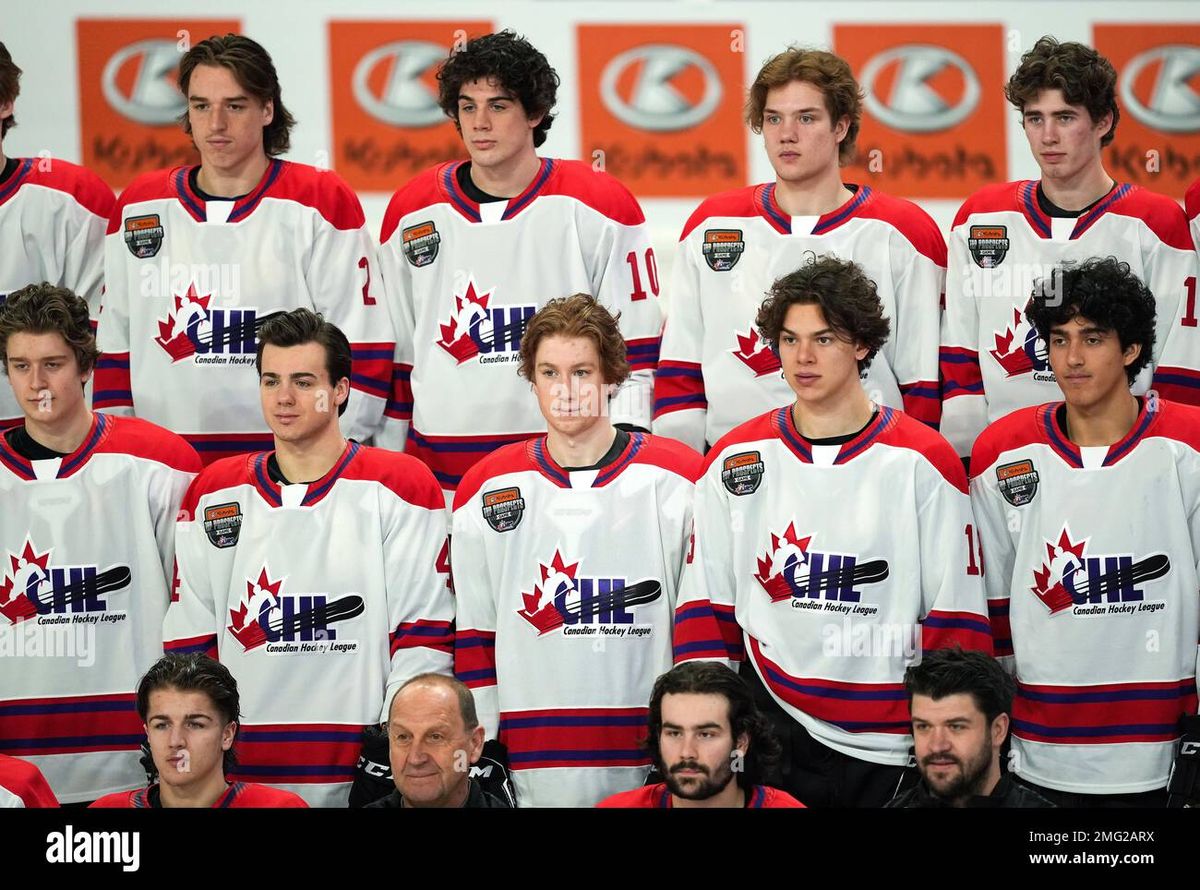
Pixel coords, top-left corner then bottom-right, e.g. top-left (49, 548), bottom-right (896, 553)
top-left (391, 619), bottom-right (453, 656)
top-left (92, 352), bottom-right (132, 409)
top-left (454, 629), bottom-right (497, 688)
top-left (231, 723), bottom-right (362, 784)
top-left (922, 609), bottom-right (992, 655)
top-left (407, 428), bottom-right (536, 491)
top-left (165, 633), bottom-right (219, 659)
top-left (625, 336), bottom-right (660, 373)
top-left (385, 362), bottom-right (413, 421)
top-left (939, 347), bottom-right (983, 399)
top-left (673, 600), bottom-right (739, 661)
top-left (498, 707), bottom-right (650, 771)
top-left (987, 598), bottom-right (1012, 658)
top-left (1152, 366), bottom-right (1200, 407)
top-left (653, 360), bottom-right (706, 419)
top-left (182, 432), bottom-right (274, 467)
top-left (1012, 679), bottom-right (1197, 745)
top-left (0, 693), bottom-right (142, 757)
top-left (349, 343), bottom-right (393, 401)
top-left (899, 380), bottom-right (941, 428)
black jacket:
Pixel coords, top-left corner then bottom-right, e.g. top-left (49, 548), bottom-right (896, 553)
top-left (885, 774), bottom-right (1056, 808)
top-left (364, 779), bottom-right (511, 809)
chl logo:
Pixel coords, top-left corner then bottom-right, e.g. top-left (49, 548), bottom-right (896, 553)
top-left (1031, 525), bottom-right (1171, 615)
top-left (517, 550), bottom-right (661, 636)
top-left (227, 568), bottom-right (365, 651)
top-left (1120, 45), bottom-right (1200, 133)
top-left (101, 39), bottom-right (186, 125)
top-left (754, 523), bottom-right (889, 603)
top-left (730, 328), bottom-right (780, 377)
top-left (600, 44), bottom-right (722, 132)
top-left (435, 279), bottom-right (536, 365)
top-left (352, 40), bottom-right (447, 127)
top-left (989, 307), bottom-right (1050, 378)
top-left (860, 44), bottom-right (981, 133)
top-left (0, 539), bottom-right (131, 625)
top-left (154, 285), bottom-right (278, 363)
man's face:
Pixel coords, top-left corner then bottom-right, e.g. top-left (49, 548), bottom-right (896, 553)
top-left (658, 692), bottom-right (748, 802)
top-left (762, 80), bottom-right (848, 187)
top-left (1046, 314), bottom-right (1139, 412)
top-left (777, 303), bottom-right (868, 410)
top-left (4, 332), bottom-right (90, 427)
top-left (531, 334), bottom-right (611, 440)
top-left (456, 77), bottom-right (541, 174)
top-left (187, 64), bottom-right (273, 175)
top-left (911, 692), bottom-right (1005, 802)
top-left (144, 687), bottom-right (235, 792)
top-left (259, 342), bottom-right (347, 446)
top-left (1021, 88), bottom-right (1111, 186)
top-left (388, 683), bottom-right (484, 808)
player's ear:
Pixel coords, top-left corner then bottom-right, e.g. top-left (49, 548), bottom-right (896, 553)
top-left (222, 721), bottom-right (237, 751)
top-left (0, 100), bottom-right (13, 127)
top-left (833, 114), bottom-right (850, 144)
top-left (261, 98), bottom-right (274, 127)
top-left (1122, 342), bottom-right (1142, 367)
top-left (468, 724), bottom-right (485, 763)
top-left (990, 712), bottom-right (1009, 748)
top-left (334, 375), bottom-right (350, 407)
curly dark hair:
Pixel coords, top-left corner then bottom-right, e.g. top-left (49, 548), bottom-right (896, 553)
top-left (137, 653), bottom-right (241, 778)
top-left (178, 34), bottom-right (297, 157)
top-left (0, 282), bottom-right (99, 375)
top-left (646, 662), bottom-right (781, 791)
top-left (1024, 256), bottom-right (1155, 385)
top-left (1006, 35), bottom-right (1119, 147)
top-left (755, 255), bottom-right (890, 372)
top-left (0, 41), bottom-right (21, 138)
top-left (518, 293), bottom-right (629, 387)
top-left (746, 47), bottom-right (863, 165)
top-left (905, 648), bottom-right (1015, 728)
top-left (437, 30), bottom-right (559, 148)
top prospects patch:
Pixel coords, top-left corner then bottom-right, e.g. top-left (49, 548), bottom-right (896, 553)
top-left (124, 214), bottom-right (164, 259)
top-left (203, 502), bottom-right (243, 548)
top-left (402, 221), bottom-right (441, 268)
top-left (721, 451), bottom-right (763, 496)
top-left (996, 459), bottom-right (1039, 506)
top-left (482, 487), bottom-right (525, 532)
top-left (702, 229), bottom-right (744, 271)
top-left (968, 225), bottom-right (1008, 268)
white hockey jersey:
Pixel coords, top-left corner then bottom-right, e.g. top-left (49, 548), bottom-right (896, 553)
top-left (970, 399), bottom-right (1200, 794)
top-left (675, 406), bottom-right (992, 765)
top-left (0, 413), bottom-right (199, 803)
top-left (95, 160), bottom-right (393, 464)
top-left (941, 180), bottom-right (1200, 457)
top-left (378, 159), bottom-right (662, 493)
top-left (451, 432), bottom-right (700, 807)
top-left (163, 443), bottom-right (453, 807)
top-left (654, 183), bottom-right (944, 453)
top-left (0, 156), bottom-right (114, 427)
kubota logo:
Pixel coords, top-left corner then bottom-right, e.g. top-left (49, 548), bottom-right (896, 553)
top-left (1120, 45), bottom-right (1200, 133)
top-left (101, 39), bottom-right (186, 125)
top-left (860, 44), bottom-right (980, 133)
top-left (352, 40), bottom-right (448, 127)
top-left (600, 44), bottom-right (722, 131)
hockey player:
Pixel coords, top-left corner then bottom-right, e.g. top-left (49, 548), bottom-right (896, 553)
top-left (163, 309), bottom-right (452, 807)
top-left (970, 257), bottom-right (1200, 806)
top-left (597, 662), bottom-right (804, 808)
top-left (0, 283), bottom-right (200, 804)
top-left (0, 755), bottom-right (58, 808)
top-left (0, 42), bottom-right (114, 428)
top-left (653, 47), bottom-right (944, 454)
top-left (451, 294), bottom-right (700, 807)
top-left (377, 31), bottom-right (662, 497)
top-left (91, 654), bottom-right (307, 807)
top-left (941, 36), bottom-right (1200, 459)
top-left (95, 34), bottom-right (392, 465)
top-left (674, 257), bottom-right (991, 808)
top-left (1187, 178), bottom-right (1199, 257)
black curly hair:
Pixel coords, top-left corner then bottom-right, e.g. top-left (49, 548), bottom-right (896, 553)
top-left (646, 662), bottom-right (781, 791)
top-left (437, 30), bottom-right (559, 148)
top-left (1024, 256), bottom-right (1156, 385)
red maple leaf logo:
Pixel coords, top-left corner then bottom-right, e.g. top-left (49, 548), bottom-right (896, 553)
top-left (518, 550), bottom-right (580, 635)
top-left (1031, 526), bottom-right (1089, 615)
top-left (730, 328), bottom-right (781, 377)
top-left (435, 281), bottom-right (492, 364)
top-left (0, 539), bottom-right (51, 624)
top-left (754, 523), bottom-right (813, 603)
top-left (154, 284), bottom-right (212, 363)
top-left (228, 568), bottom-right (284, 650)
top-left (988, 308), bottom-right (1036, 377)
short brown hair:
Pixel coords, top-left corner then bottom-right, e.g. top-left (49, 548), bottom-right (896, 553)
top-left (178, 34), bottom-right (296, 157)
top-left (755, 256), bottom-right (890, 372)
top-left (255, 309), bottom-right (352, 416)
top-left (746, 47), bottom-right (863, 165)
top-left (1006, 36), bottom-right (1119, 147)
top-left (518, 294), bottom-right (629, 387)
top-left (0, 282), bottom-right (99, 375)
top-left (0, 42), bottom-right (21, 138)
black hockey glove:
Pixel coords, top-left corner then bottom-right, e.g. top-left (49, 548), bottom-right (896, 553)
top-left (348, 723), bottom-right (394, 808)
top-left (1167, 715), bottom-right (1200, 807)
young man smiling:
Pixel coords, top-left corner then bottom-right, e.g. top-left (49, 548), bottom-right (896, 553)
top-left (970, 257), bottom-right (1200, 806)
top-left (377, 31), bottom-right (661, 498)
top-left (674, 257), bottom-right (991, 808)
top-left (164, 309), bottom-right (452, 807)
top-left (654, 47), bottom-right (944, 454)
top-left (940, 36), bottom-right (1200, 460)
top-left (451, 294), bottom-right (699, 807)
top-left (96, 34), bottom-right (393, 464)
